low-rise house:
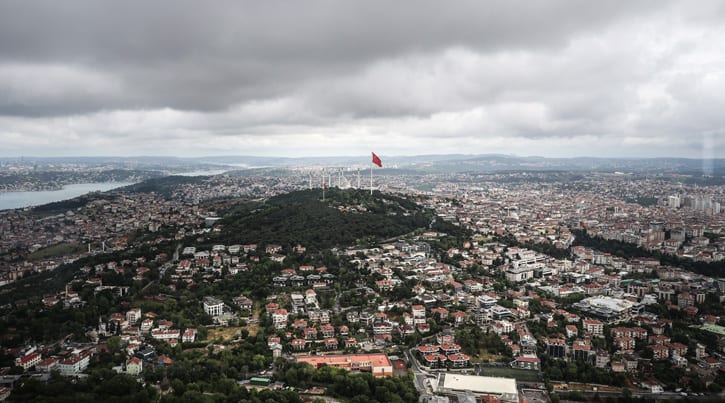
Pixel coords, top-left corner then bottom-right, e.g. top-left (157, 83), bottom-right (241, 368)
top-left (440, 344), bottom-right (461, 355)
top-left (267, 336), bottom-right (281, 347)
top-left (324, 338), bottom-right (339, 350)
top-left (668, 342), bottom-right (688, 357)
top-left (126, 308), bottom-right (142, 324)
top-left (272, 309), bottom-right (289, 329)
top-left (321, 324), bottom-right (335, 338)
top-left (203, 297), bottom-right (224, 317)
top-left (345, 338), bottom-right (358, 349)
top-left (595, 350), bottom-right (610, 369)
top-left (641, 381), bottom-right (663, 394)
top-left (582, 319), bottom-right (604, 336)
top-left (651, 345), bottom-right (669, 360)
top-left (140, 319), bottom-right (154, 333)
top-left (151, 329), bottom-right (180, 341)
top-left (58, 352), bottom-right (91, 376)
top-left (512, 356), bottom-right (540, 370)
top-left (36, 357), bottom-right (58, 372)
top-left (15, 351), bottom-right (42, 371)
top-left (615, 337), bottom-right (636, 351)
top-left (623, 355), bottom-right (638, 372)
top-left (182, 328), bottom-right (197, 343)
top-left (304, 327), bottom-right (318, 340)
top-left (451, 311), bottom-right (467, 327)
top-left (126, 357), bottom-right (143, 376)
top-left (233, 296), bottom-right (253, 310)
top-left (372, 322), bottom-right (393, 335)
top-left (431, 307), bottom-right (449, 320)
top-left (422, 353), bottom-right (446, 368)
top-left (648, 335), bottom-right (671, 345)
top-left (448, 353), bottom-right (470, 367)
top-left (291, 338), bottom-right (306, 351)
top-left (611, 361), bottom-right (625, 373)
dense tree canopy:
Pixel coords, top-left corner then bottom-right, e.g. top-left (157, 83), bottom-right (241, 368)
top-left (212, 189), bottom-right (430, 251)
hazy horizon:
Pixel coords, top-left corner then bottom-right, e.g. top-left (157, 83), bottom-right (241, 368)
top-left (4, 152), bottom-right (725, 162)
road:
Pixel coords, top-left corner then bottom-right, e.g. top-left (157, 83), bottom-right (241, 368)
top-left (405, 348), bottom-right (434, 397)
top-left (567, 389), bottom-right (723, 401)
top-left (139, 244), bottom-right (178, 294)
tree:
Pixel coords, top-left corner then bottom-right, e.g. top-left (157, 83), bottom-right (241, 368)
top-left (171, 379), bottom-right (187, 396)
top-left (252, 354), bottom-right (267, 370)
top-left (9, 365), bottom-right (24, 375)
top-left (106, 335), bottom-right (122, 353)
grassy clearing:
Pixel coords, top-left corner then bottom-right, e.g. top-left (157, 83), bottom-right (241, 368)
top-left (245, 322), bottom-right (260, 337)
top-left (205, 302), bottom-right (262, 342)
top-left (469, 349), bottom-right (506, 363)
top-left (28, 242), bottom-right (85, 261)
top-left (206, 326), bottom-right (243, 342)
top-left (245, 302), bottom-right (261, 337)
top-left (479, 367), bottom-right (541, 382)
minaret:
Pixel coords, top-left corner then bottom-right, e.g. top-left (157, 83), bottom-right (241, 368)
top-left (98, 316), bottom-right (107, 337)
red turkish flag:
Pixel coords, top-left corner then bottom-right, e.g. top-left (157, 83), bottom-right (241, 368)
top-left (371, 152), bottom-right (382, 167)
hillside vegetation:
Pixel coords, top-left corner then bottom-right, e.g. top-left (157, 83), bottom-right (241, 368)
top-left (118, 175), bottom-right (209, 198)
top-left (212, 189), bottom-right (430, 251)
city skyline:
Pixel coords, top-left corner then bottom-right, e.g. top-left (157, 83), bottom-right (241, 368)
top-left (1, 1), bottom-right (725, 158)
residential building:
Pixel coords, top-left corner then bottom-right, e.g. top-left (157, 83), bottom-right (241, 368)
top-left (15, 351), bottom-right (42, 371)
top-left (182, 328), bottom-right (197, 343)
top-left (126, 308), bottom-right (141, 324)
top-left (582, 319), bottom-right (604, 336)
top-left (58, 353), bottom-right (90, 376)
top-left (512, 356), bottom-right (541, 370)
top-left (203, 296), bottom-right (224, 317)
top-left (126, 357), bottom-right (143, 376)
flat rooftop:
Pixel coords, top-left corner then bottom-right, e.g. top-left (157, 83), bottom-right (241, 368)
top-left (577, 296), bottom-right (634, 312)
top-left (699, 323), bottom-right (725, 336)
top-left (439, 374), bottom-right (518, 399)
top-left (297, 353), bottom-right (391, 368)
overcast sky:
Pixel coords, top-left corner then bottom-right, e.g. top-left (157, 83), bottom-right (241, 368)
top-left (1, 1), bottom-right (724, 158)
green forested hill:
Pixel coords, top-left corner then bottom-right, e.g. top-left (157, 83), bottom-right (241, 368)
top-left (118, 175), bottom-right (209, 198)
top-left (213, 189), bottom-right (430, 251)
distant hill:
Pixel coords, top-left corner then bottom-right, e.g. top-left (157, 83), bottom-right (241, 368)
top-left (32, 192), bottom-right (118, 215)
top-left (194, 154), bottom-right (725, 175)
top-left (117, 175), bottom-right (209, 198)
top-left (210, 189), bottom-right (430, 251)
top-left (7, 154), bottom-right (725, 174)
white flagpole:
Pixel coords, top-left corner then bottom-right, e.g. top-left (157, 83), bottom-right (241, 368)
top-left (370, 165), bottom-right (373, 195)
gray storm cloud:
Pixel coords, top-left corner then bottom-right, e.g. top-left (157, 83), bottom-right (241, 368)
top-left (0, 0), bottom-right (723, 157)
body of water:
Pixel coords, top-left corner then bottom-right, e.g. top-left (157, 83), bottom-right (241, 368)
top-left (0, 182), bottom-right (135, 211)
